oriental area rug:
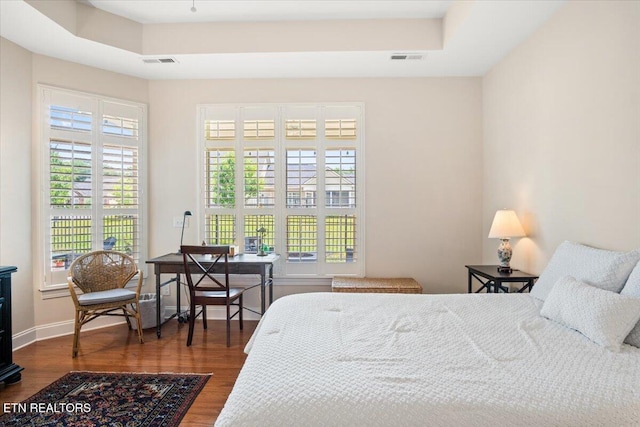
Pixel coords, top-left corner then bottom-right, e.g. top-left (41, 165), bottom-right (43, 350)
top-left (0, 371), bottom-right (211, 427)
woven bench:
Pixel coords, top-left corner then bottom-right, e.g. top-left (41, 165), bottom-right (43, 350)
top-left (331, 277), bottom-right (422, 294)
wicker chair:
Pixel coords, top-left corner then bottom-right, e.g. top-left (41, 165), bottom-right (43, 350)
top-left (67, 250), bottom-right (144, 358)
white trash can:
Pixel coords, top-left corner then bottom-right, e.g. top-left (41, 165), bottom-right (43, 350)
top-left (132, 293), bottom-right (166, 329)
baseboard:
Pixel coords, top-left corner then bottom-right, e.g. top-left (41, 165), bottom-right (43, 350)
top-left (13, 305), bottom-right (261, 351)
top-left (12, 327), bottom-right (37, 351)
top-left (13, 317), bottom-right (126, 351)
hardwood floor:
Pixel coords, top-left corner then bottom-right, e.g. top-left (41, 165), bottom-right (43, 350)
top-left (0, 319), bottom-right (258, 426)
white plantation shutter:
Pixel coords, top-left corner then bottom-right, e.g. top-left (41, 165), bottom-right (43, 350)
top-left (205, 120), bottom-right (235, 140)
top-left (40, 86), bottom-right (147, 290)
top-left (205, 149), bottom-right (236, 208)
top-left (244, 120), bottom-right (275, 139)
top-left (286, 149), bottom-right (317, 208)
top-left (199, 103), bottom-right (364, 277)
top-left (201, 107), bottom-right (238, 244)
top-left (325, 119), bottom-right (356, 139)
top-left (244, 149), bottom-right (275, 208)
top-left (285, 119), bottom-right (317, 139)
top-left (102, 145), bottom-right (139, 208)
top-left (49, 139), bottom-right (92, 209)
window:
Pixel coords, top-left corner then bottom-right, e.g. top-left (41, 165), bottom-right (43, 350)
top-left (39, 86), bottom-right (147, 290)
top-left (199, 104), bottom-right (364, 276)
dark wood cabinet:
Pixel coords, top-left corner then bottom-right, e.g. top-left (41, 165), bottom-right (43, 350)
top-left (0, 266), bottom-right (23, 385)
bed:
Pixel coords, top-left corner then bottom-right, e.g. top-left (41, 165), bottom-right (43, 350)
top-left (215, 242), bottom-right (640, 426)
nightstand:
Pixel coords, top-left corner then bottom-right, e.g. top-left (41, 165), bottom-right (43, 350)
top-left (465, 265), bottom-right (538, 293)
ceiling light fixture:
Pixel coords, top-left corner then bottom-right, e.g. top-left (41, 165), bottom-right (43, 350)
top-left (190, 0), bottom-right (197, 13)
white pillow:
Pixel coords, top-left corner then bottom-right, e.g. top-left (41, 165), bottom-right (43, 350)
top-left (540, 276), bottom-right (640, 352)
top-left (620, 261), bottom-right (640, 347)
top-left (530, 241), bottom-right (640, 301)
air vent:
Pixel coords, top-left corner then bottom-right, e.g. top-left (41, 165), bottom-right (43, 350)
top-left (142, 57), bottom-right (178, 64)
top-left (390, 53), bottom-right (425, 61)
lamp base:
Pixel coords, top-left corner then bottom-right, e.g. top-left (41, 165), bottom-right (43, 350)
top-left (496, 238), bottom-right (513, 274)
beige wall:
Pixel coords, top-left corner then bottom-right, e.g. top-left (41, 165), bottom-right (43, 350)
top-left (29, 55), bottom-right (149, 329)
top-left (6, 0), bottom-right (638, 344)
top-left (0, 43), bottom-right (149, 343)
top-left (2, 40), bottom-right (482, 341)
top-left (482, 0), bottom-right (640, 274)
top-left (0, 38), bottom-right (34, 336)
top-left (148, 78), bottom-right (483, 301)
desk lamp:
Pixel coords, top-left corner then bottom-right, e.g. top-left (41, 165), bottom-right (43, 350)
top-left (488, 209), bottom-right (525, 273)
top-left (178, 211), bottom-right (192, 253)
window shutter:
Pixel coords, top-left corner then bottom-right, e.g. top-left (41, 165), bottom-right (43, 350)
top-left (200, 103), bottom-right (363, 276)
top-left (40, 86), bottom-right (147, 290)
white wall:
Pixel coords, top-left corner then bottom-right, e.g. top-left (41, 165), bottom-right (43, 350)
top-left (482, 0), bottom-right (640, 273)
top-left (0, 38), bottom-right (34, 336)
top-left (148, 77), bottom-right (483, 302)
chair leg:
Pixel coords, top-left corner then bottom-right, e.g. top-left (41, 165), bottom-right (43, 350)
top-left (72, 310), bottom-right (82, 358)
top-left (202, 305), bottom-right (207, 330)
top-left (187, 301), bottom-right (196, 346)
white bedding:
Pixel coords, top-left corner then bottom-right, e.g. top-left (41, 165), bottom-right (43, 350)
top-left (215, 292), bottom-right (640, 427)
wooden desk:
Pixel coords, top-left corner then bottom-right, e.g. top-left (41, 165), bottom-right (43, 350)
top-left (146, 253), bottom-right (279, 338)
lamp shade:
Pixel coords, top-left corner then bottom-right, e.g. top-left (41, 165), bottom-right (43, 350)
top-left (488, 210), bottom-right (525, 239)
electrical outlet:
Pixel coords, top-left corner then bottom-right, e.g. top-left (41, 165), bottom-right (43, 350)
top-left (161, 286), bottom-right (170, 296)
top-left (172, 217), bottom-right (184, 228)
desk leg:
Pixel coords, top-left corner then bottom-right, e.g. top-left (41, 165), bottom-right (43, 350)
top-left (269, 264), bottom-right (274, 306)
top-left (176, 273), bottom-right (181, 320)
top-left (155, 270), bottom-right (162, 338)
top-left (260, 268), bottom-right (266, 315)
top-left (468, 272), bottom-right (472, 293)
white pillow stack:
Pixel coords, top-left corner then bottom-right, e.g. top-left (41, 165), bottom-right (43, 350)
top-left (531, 241), bottom-right (640, 301)
top-left (540, 276), bottom-right (640, 352)
top-left (620, 262), bottom-right (640, 347)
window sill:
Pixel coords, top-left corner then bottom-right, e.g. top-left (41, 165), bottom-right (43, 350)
top-left (39, 284), bottom-right (71, 300)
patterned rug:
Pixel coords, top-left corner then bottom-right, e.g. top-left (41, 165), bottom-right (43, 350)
top-left (0, 371), bottom-right (211, 426)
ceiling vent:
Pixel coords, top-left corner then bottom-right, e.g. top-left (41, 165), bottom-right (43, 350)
top-left (390, 53), bottom-right (425, 61)
top-left (142, 57), bottom-right (178, 64)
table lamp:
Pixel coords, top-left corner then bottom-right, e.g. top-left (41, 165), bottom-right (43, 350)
top-left (488, 209), bottom-right (525, 273)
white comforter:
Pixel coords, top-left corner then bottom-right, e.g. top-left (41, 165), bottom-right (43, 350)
top-left (215, 292), bottom-right (640, 427)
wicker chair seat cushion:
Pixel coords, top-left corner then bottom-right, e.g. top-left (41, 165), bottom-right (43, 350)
top-left (77, 288), bottom-right (136, 306)
top-left (195, 288), bottom-right (244, 299)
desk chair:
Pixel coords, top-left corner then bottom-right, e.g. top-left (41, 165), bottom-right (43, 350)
top-left (181, 245), bottom-right (245, 347)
